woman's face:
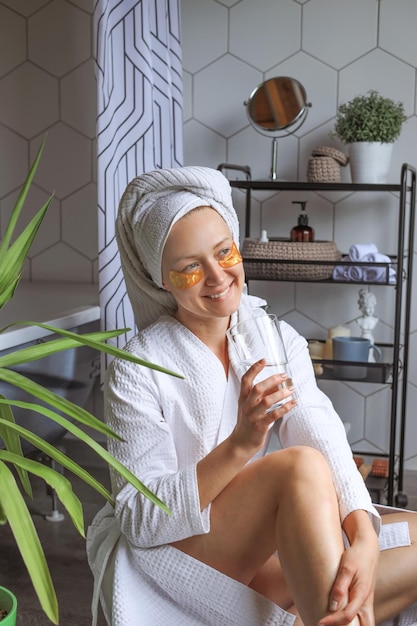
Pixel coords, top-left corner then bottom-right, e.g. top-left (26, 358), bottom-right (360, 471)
top-left (161, 207), bottom-right (244, 327)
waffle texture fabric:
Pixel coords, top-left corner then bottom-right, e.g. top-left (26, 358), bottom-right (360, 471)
top-left (87, 294), bottom-right (413, 626)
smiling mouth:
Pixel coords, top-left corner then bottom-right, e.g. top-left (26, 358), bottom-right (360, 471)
top-left (206, 285), bottom-right (231, 299)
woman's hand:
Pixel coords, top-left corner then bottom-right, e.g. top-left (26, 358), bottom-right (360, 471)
top-left (231, 359), bottom-right (296, 453)
top-left (319, 512), bottom-right (379, 626)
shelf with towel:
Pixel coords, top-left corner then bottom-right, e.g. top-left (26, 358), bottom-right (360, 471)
top-left (242, 257), bottom-right (398, 285)
top-left (222, 162), bottom-right (416, 507)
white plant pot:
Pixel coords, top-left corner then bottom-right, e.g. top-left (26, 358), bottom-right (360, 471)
top-left (348, 142), bottom-right (394, 184)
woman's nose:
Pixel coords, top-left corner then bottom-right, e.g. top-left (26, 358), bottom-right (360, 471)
top-left (204, 260), bottom-right (227, 285)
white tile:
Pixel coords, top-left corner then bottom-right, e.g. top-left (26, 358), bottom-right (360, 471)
top-left (338, 49), bottom-right (415, 118)
top-left (28, 0), bottom-right (91, 77)
top-left (62, 183), bottom-right (98, 260)
top-left (31, 241), bottom-right (94, 282)
top-left (194, 55), bottom-right (261, 137)
top-left (0, 63), bottom-right (59, 138)
top-left (0, 126), bottom-right (27, 197)
top-left (228, 125), bottom-right (299, 181)
top-left (230, 0), bottom-right (301, 71)
top-left (61, 60), bottom-right (96, 139)
top-left (303, 0), bottom-right (377, 69)
top-left (366, 387), bottom-right (392, 451)
top-left (408, 332), bottom-right (417, 384)
top-left (334, 192), bottom-right (399, 257)
top-left (0, 5), bottom-right (26, 77)
top-left (380, 0), bottom-right (417, 67)
top-left (404, 385), bottom-right (417, 462)
top-left (182, 70), bottom-right (193, 122)
top-left (183, 119), bottom-right (226, 168)
top-left (29, 124), bottom-right (92, 200)
top-left (0, 0), bottom-right (50, 17)
top-left (181, 0), bottom-right (228, 73)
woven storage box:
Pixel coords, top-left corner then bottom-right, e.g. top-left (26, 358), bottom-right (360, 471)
top-left (242, 238), bottom-right (341, 281)
top-left (307, 156), bottom-right (341, 183)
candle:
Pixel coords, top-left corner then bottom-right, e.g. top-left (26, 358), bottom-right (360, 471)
top-left (328, 325), bottom-right (351, 339)
top-left (308, 340), bottom-right (325, 359)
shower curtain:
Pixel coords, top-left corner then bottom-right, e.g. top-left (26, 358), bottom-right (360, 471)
top-left (94, 0), bottom-right (183, 361)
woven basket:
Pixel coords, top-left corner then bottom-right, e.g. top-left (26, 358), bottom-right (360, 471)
top-left (242, 238), bottom-right (341, 281)
top-left (307, 156), bottom-right (341, 183)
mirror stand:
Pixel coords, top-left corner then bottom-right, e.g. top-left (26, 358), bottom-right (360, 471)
top-left (245, 76), bottom-right (311, 180)
top-left (271, 137), bottom-right (278, 180)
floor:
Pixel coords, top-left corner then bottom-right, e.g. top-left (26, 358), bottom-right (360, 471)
top-left (0, 440), bottom-right (109, 626)
top-left (1, 440), bottom-right (416, 626)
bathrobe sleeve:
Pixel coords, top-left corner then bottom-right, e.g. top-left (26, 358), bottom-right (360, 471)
top-left (104, 328), bottom-right (215, 549)
top-left (275, 321), bottom-right (380, 530)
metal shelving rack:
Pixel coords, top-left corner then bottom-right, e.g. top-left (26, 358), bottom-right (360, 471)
top-left (226, 164), bottom-right (416, 507)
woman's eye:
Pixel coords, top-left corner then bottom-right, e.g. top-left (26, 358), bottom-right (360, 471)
top-left (183, 261), bottom-right (199, 273)
top-left (218, 247), bottom-right (231, 259)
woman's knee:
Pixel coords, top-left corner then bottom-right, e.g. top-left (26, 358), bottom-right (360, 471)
top-left (268, 446), bottom-right (333, 493)
top-left (272, 445), bottom-right (329, 475)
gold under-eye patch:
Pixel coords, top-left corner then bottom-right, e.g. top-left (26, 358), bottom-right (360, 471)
top-left (168, 243), bottom-right (242, 290)
top-left (219, 242), bottom-right (242, 268)
top-left (169, 269), bottom-right (204, 289)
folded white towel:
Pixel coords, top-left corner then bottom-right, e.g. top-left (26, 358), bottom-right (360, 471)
top-left (347, 265), bottom-right (364, 281)
top-left (332, 257), bottom-right (350, 281)
top-left (361, 252), bottom-right (396, 283)
top-left (361, 252), bottom-right (391, 264)
top-left (364, 265), bottom-right (396, 284)
top-left (332, 251), bottom-right (396, 284)
top-left (349, 243), bottom-right (378, 261)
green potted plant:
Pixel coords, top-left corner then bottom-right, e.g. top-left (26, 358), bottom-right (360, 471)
top-left (333, 89), bottom-right (407, 183)
top-left (0, 138), bottom-right (178, 624)
top-left (0, 587), bottom-right (17, 626)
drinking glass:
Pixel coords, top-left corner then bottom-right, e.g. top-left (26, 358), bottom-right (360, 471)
top-left (226, 313), bottom-right (294, 411)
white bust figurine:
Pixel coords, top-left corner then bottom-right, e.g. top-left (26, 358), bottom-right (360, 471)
top-left (356, 289), bottom-right (379, 361)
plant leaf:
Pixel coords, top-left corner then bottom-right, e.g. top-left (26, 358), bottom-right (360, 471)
top-left (0, 137), bottom-right (47, 263)
top-left (0, 460), bottom-right (59, 624)
top-left (0, 321), bottom-right (184, 378)
top-left (0, 329), bottom-right (126, 367)
top-left (0, 276), bottom-right (20, 310)
top-left (0, 367), bottom-right (121, 439)
top-left (0, 417), bottom-right (112, 503)
top-left (0, 396), bottom-right (32, 497)
top-left (0, 450), bottom-right (84, 535)
top-left (0, 400), bottom-right (170, 513)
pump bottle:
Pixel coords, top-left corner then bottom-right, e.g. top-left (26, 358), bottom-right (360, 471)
top-left (290, 201), bottom-right (314, 242)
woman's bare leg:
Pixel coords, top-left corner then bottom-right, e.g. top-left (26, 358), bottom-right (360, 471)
top-left (172, 446), bottom-right (358, 626)
top-left (374, 511), bottom-right (417, 623)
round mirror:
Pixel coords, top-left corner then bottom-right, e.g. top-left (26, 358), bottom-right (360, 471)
top-left (246, 76), bottom-right (309, 134)
top-left (245, 76), bottom-right (311, 179)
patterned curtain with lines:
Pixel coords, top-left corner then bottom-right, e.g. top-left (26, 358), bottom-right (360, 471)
top-left (94, 0), bottom-right (183, 361)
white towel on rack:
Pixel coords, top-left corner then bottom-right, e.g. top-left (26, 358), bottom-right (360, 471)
top-left (347, 265), bottom-right (364, 281)
top-left (332, 258), bottom-right (350, 281)
top-left (349, 243), bottom-right (378, 261)
top-left (332, 249), bottom-right (397, 284)
top-left (361, 252), bottom-right (396, 283)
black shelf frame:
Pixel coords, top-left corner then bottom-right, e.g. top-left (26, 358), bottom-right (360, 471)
top-left (227, 164), bottom-right (416, 506)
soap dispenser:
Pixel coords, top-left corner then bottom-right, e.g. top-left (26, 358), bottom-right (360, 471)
top-left (290, 201), bottom-right (315, 242)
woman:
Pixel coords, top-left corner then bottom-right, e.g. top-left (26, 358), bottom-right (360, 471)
top-left (87, 167), bottom-right (417, 626)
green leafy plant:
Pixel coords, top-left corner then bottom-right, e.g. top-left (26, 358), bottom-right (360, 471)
top-left (334, 90), bottom-right (407, 144)
top-left (0, 138), bottom-right (180, 624)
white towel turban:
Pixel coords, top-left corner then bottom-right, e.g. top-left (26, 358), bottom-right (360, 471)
top-left (116, 166), bottom-right (240, 330)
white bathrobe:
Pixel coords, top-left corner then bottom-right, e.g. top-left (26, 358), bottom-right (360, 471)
top-left (87, 296), bottom-right (413, 626)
